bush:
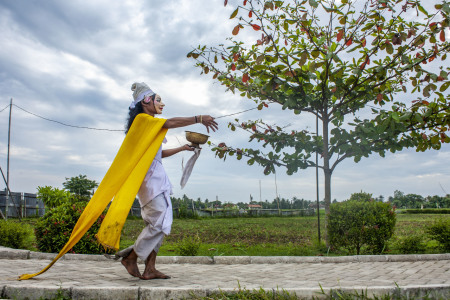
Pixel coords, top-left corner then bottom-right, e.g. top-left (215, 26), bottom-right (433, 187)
top-left (0, 220), bottom-right (34, 249)
top-left (175, 234), bottom-right (201, 256)
top-left (37, 186), bottom-right (73, 209)
top-left (426, 218), bottom-right (450, 252)
top-left (396, 235), bottom-right (426, 254)
top-left (328, 197), bottom-right (396, 255)
top-left (35, 196), bottom-right (106, 254)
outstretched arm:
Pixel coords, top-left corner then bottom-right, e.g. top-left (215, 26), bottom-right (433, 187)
top-left (162, 144), bottom-right (194, 158)
top-left (163, 115), bottom-right (218, 133)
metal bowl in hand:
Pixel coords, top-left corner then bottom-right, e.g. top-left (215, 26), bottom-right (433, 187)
top-left (185, 131), bottom-right (209, 148)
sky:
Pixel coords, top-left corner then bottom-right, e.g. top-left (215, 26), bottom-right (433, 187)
top-left (0, 0), bottom-right (449, 204)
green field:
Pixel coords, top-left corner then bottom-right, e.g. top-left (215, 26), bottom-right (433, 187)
top-left (6, 212), bottom-right (448, 256)
top-left (119, 213), bottom-right (449, 256)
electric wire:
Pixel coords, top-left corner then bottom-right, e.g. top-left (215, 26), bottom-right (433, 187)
top-left (0, 103), bottom-right (261, 132)
top-left (214, 107), bottom-right (258, 119)
top-left (11, 104), bottom-right (125, 132)
top-left (0, 104), bottom-right (10, 113)
top-left (1, 102), bottom-right (385, 132)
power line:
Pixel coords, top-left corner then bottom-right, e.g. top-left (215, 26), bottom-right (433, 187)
top-left (215, 107), bottom-right (258, 119)
top-left (1, 102), bottom-right (261, 132)
top-left (11, 104), bottom-right (125, 132)
top-left (1, 101), bottom-right (383, 132)
top-left (0, 104), bottom-right (10, 113)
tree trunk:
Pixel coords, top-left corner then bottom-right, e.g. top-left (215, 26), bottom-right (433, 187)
top-left (322, 114), bottom-right (332, 245)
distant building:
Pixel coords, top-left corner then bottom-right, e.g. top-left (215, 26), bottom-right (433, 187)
top-left (309, 203), bottom-right (325, 209)
top-left (223, 203), bottom-right (238, 209)
top-left (247, 204), bottom-right (262, 209)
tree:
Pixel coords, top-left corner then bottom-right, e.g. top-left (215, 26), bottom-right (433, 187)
top-left (62, 175), bottom-right (98, 198)
top-left (348, 191), bottom-right (373, 202)
top-left (188, 0), bottom-right (450, 241)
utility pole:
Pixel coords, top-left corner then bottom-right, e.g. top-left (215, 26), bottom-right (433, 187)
top-left (316, 114), bottom-right (321, 243)
top-left (6, 98), bottom-right (12, 219)
top-left (0, 206), bottom-right (5, 220)
top-left (7, 98), bottom-right (12, 190)
top-left (259, 179), bottom-right (262, 208)
top-left (274, 170), bottom-right (280, 215)
top-left (0, 166), bottom-right (20, 220)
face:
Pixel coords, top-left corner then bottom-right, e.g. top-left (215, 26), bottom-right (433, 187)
top-left (153, 94), bottom-right (164, 114)
top-left (143, 94), bottom-right (165, 115)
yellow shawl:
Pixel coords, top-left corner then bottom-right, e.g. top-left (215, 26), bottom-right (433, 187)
top-left (19, 114), bottom-right (167, 280)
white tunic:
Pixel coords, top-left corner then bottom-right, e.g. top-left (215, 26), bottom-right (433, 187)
top-left (137, 138), bottom-right (173, 235)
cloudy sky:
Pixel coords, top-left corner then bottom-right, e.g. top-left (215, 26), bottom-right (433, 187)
top-left (0, 0), bottom-right (449, 205)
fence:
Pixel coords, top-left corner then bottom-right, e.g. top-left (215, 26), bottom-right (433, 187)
top-left (129, 198), bottom-right (142, 217)
top-left (1, 192), bottom-right (315, 220)
top-left (0, 191), bottom-right (143, 219)
top-left (0, 191), bottom-right (45, 218)
top-left (173, 208), bottom-right (315, 218)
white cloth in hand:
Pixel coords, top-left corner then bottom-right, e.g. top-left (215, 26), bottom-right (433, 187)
top-left (180, 148), bottom-right (201, 188)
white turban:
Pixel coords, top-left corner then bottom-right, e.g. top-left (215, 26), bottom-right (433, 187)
top-left (130, 82), bottom-right (155, 109)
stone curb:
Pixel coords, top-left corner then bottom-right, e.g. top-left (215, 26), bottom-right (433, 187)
top-left (2, 284), bottom-right (449, 300)
top-left (1, 246), bottom-right (449, 264)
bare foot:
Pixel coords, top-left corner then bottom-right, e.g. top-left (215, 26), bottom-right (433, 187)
top-left (121, 255), bottom-right (141, 278)
top-left (140, 270), bottom-right (171, 280)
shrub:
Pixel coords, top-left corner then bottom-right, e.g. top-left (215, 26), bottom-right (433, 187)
top-left (426, 218), bottom-right (450, 252)
top-left (175, 234), bottom-right (201, 256)
top-left (37, 186), bottom-right (73, 209)
top-left (35, 196), bottom-right (106, 254)
top-left (328, 197), bottom-right (396, 255)
top-left (0, 220), bottom-right (34, 249)
top-left (396, 235), bottom-right (426, 254)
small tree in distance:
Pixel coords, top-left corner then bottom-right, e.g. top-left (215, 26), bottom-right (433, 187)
top-left (63, 175), bottom-right (98, 198)
top-left (187, 0), bottom-right (450, 241)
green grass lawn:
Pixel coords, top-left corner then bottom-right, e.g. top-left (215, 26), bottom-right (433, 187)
top-left (119, 213), bottom-right (449, 256)
top-left (5, 212), bottom-right (449, 256)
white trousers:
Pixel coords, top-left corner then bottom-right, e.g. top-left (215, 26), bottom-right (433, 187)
top-left (133, 193), bottom-right (167, 260)
top-left (115, 193), bottom-right (168, 261)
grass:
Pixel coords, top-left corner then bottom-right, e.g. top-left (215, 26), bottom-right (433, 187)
top-left (119, 213), bottom-right (449, 256)
top-left (4, 212), bottom-right (449, 256)
top-left (31, 284), bottom-right (448, 300)
top-left (186, 284), bottom-right (447, 300)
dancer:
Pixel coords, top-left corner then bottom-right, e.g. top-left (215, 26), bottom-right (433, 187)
top-left (118, 82), bottom-right (218, 280)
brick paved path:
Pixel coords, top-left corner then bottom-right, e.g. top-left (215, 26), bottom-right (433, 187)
top-left (0, 251), bottom-right (449, 299)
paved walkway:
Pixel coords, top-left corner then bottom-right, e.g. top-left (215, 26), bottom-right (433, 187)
top-left (0, 247), bottom-right (449, 299)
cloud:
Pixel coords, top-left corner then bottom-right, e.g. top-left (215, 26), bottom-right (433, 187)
top-left (0, 0), bottom-right (448, 203)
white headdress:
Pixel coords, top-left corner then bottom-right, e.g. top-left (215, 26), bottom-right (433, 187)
top-left (130, 82), bottom-right (155, 109)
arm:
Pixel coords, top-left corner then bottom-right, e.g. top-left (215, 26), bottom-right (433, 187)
top-left (162, 144), bottom-right (194, 158)
top-left (163, 115), bottom-right (218, 133)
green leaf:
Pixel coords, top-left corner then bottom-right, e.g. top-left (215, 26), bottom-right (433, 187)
top-left (230, 7), bottom-right (239, 19)
top-left (309, 0), bottom-right (318, 8)
top-left (430, 35), bottom-right (436, 44)
top-left (391, 112), bottom-right (400, 121)
top-left (299, 52), bottom-right (308, 65)
top-left (417, 4), bottom-right (428, 16)
top-left (386, 43), bottom-right (393, 54)
top-left (440, 81), bottom-right (450, 92)
top-left (423, 85), bottom-right (431, 97)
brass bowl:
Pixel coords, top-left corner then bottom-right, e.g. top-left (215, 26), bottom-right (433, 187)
top-left (185, 131), bottom-right (209, 148)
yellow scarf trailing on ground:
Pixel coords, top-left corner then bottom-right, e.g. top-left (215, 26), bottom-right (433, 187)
top-left (18, 114), bottom-right (167, 280)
